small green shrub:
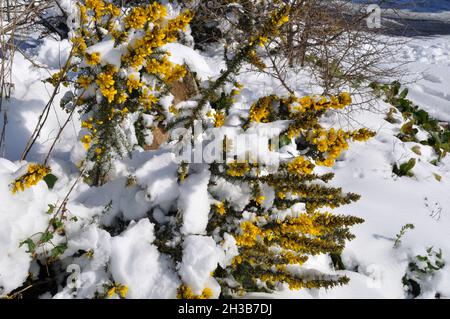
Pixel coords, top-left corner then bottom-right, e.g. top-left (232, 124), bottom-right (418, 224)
top-left (402, 247), bottom-right (445, 298)
top-left (393, 158), bottom-right (416, 177)
top-left (371, 81), bottom-right (450, 161)
top-left (394, 223), bottom-right (415, 248)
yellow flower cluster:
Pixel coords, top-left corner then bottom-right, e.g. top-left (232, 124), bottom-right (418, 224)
top-left (85, 52), bottom-right (100, 66)
top-left (105, 3), bottom-right (120, 17)
top-left (351, 128), bottom-right (376, 142)
top-left (121, 10), bottom-right (192, 69)
top-left (124, 2), bottom-right (167, 30)
top-left (125, 7), bottom-right (151, 30)
top-left (259, 272), bottom-right (305, 290)
top-left (234, 214), bottom-right (324, 272)
top-left (96, 69), bottom-right (117, 103)
top-left (126, 74), bottom-right (142, 93)
top-left (146, 57), bottom-right (187, 84)
top-left (80, 0), bottom-right (119, 23)
top-left (214, 111), bottom-right (225, 127)
top-left (247, 49), bottom-right (267, 69)
top-left (11, 164), bottom-right (51, 194)
top-left (177, 286), bottom-right (213, 299)
top-left (280, 251), bottom-right (308, 266)
top-left (277, 214), bottom-right (323, 237)
top-left (85, 0), bottom-right (105, 20)
top-left (73, 1), bottom-right (192, 111)
top-left (215, 202), bottom-right (226, 215)
top-left (77, 75), bottom-right (92, 89)
top-left (69, 1), bottom-right (194, 170)
top-left (239, 215), bottom-right (322, 247)
top-left (78, 3), bottom-right (88, 24)
top-left (287, 156), bottom-right (315, 175)
top-left (309, 128), bottom-right (350, 167)
top-left (81, 134), bottom-right (92, 150)
top-left (46, 71), bottom-right (67, 87)
top-left (249, 6), bottom-right (290, 46)
top-left (287, 92), bottom-right (353, 115)
top-left (106, 283), bottom-right (128, 298)
top-left (248, 96), bottom-right (276, 123)
top-left (243, 6), bottom-right (291, 70)
top-left (82, 117), bottom-right (94, 130)
top-left (235, 221), bottom-right (262, 248)
top-left (255, 195), bottom-right (265, 206)
top-left (138, 87), bottom-right (158, 111)
top-left (308, 127), bottom-right (376, 167)
top-left (339, 92), bottom-right (352, 105)
top-left (226, 161), bottom-right (251, 177)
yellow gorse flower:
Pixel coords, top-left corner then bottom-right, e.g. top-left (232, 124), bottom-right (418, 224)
top-left (248, 96), bottom-right (275, 123)
top-left (85, 52), bottom-right (100, 65)
top-left (351, 128), bottom-right (376, 142)
top-left (126, 74), bottom-right (142, 93)
top-left (146, 56), bottom-right (186, 84)
top-left (214, 111), bottom-right (225, 127)
top-left (117, 285), bottom-right (128, 298)
top-left (81, 134), bottom-right (92, 150)
top-left (124, 2), bottom-right (167, 30)
top-left (106, 283), bottom-right (128, 298)
top-left (177, 286), bottom-right (213, 299)
top-left (215, 201), bottom-right (226, 215)
top-left (77, 76), bottom-right (92, 90)
top-left (85, 0), bottom-right (105, 19)
top-left (255, 195), bottom-right (265, 206)
top-left (235, 221), bottom-right (262, 248)
top-left (226, 161), bottom-right (251, 177)
top-left (11, 164), bottom-right (51, 194)
top-left (287, 156), bottom-right (315, 175)
top-left (96, 70), bottom-right (117, 103)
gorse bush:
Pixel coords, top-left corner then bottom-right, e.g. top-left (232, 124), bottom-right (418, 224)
top-left (158, 2), bottom-right (374, 296)
top-left (203, 94), bottom-right (372, 294)
top-left (65, 0), bottom-right (192, 185)
top-left (9, 1), bottom-right (375, 299)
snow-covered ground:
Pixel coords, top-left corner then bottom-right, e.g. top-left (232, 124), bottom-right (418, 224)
top-left (1, 4), bottom-right (450, 299)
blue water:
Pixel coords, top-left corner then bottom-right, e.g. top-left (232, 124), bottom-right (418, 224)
top-left (352, 0), bottom-right (450, 12)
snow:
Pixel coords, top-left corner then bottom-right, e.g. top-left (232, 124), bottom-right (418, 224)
top-left (86, 39), bottom-right (126, 69)
top-left (36, 38), bottom-right (72, 69)
top-left (134, 152), bottom-right (180, 212)
top-left (164, 43), bottom-right (215, 81)
top-left (179, 235), bottom-right (223, 297)
top-left (397, 35), bottom-right (450, 121)
top-left (110, 219), bottom-right (180, 299)
top-left (179, 167), bottom-right (211, 235)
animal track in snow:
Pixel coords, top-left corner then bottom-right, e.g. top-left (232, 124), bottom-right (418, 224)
top-left (424, 197), bottom-right (443, 221)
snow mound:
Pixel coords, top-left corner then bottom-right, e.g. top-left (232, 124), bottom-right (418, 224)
top-left (110, 219), bottom-right (180, 298)
top-left (179, 235), bottom-right (223, 297)
top-left (179, 168), bottom-right (211, 235)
